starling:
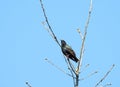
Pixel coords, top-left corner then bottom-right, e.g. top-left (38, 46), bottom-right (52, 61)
top-left (61, 40), bottom-right (79, 63)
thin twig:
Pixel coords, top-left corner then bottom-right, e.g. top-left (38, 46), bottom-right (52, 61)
top-left (62, 46), bottom-right (77, 87)
top-left (79, 64), bottom-right (90, 74)
top-left (64, 57), bottom-right (76, 86)
top-left (42, 22), bottom-right (54, 39)
top-left (95, 64), bottom-right (115, 87)
top-left (40, 0), bottom-right (61, 47)
top-left (77, 0), bottom-right (93, 74)
top-left (103, 83), bottom-right (112, 87)
top-left (26, 82), bottom-right (32, 87)
top-left (79, 71), bottom-right (98, 81)
top-left (67, 59), bottom-right (77, 75)
top-left (77, 29), bottom-right (83, 39)
top-left (45, 58), bottom-right (75, 78)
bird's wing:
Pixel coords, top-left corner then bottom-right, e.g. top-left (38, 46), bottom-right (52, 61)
top-left (65, 45), bottom-right (76, 57)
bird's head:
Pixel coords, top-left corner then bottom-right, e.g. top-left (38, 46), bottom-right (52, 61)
top-left (61, 40), bottom-right (66, 47)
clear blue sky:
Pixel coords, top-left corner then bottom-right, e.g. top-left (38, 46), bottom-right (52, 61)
top-left (0, 0), bottom-right (119, 87)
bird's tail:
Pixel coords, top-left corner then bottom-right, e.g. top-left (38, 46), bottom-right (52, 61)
top-left (75, 58), bottom-right (79, 63)
top-left (73, 57), bottom-right (79, 63)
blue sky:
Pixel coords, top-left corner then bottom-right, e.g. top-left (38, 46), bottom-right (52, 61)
top-left (0, 0), bottom-right (120, 87)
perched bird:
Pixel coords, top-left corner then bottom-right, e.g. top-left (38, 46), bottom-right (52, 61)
top-left (61, 40), bottom-right (79, 63)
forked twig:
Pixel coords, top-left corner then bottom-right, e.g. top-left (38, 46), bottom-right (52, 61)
top-left (64, 57), bottom-right (76, 87)
top-left (95, 64), bottom-right (115, 87)
top-left (42, 22), bottom-right (54, 39)
top-left (67, 59), bottom-right (77, 75)
top-left (77, 0), bottom-right (93, 74)
top-left (74, 1), bottom-right (93, 87)
top-left (40, 0), bottom-right (61, 47)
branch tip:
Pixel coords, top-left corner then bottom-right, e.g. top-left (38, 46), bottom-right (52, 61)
top-left (26, 82), bottom-right (28, 84)
top-left (25, 82), bottom-right (32, 87)
top-left (40, 0), bottom-right (61, 47)
top-left (95, 64), bottom-right (115, 87)
top-left (45, 58), bottom-right (48, 60)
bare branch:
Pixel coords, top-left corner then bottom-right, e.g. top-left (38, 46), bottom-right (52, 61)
top-left (95, 64), bottom-right (115, 87)
top-left (69, 67), bottom-right (76, 87)
top-left (64, 57), bottom-right (76, 86)
top-left (103, 83), bottom-right (112, 87)
top-left (42, 22), bottom-right (55, 39)
top-left (67, 59), bottom-right (77, 75)
top-left (26, 82), bottom-right (32, 87)
top-left (74, 1), bottom-right (93, 87)
top-left (76, 75), bottom-right (79, 87)
top-left (79, 64), bottom-right (90, 74)
top-left (45, 57), bottom-right (77, 87)
top-left (45, 58), bottom-right (75, 78)
top-left (77, 28), bottom-right (83, 39)
top-left (79, 71), bottom-right (98, 81)
top-left (99, 83), bottom-right (112, 87)
top-left (76, 0), bottom-right (93, 74)
top-left (40, 0), bottom-right (61, 47)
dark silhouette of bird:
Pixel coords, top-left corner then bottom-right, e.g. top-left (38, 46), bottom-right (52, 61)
top-left (61, 40), bottom-right (79, 63)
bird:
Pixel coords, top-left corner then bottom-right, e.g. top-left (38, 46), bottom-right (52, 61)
top-left (61, 40), bottom-right (79, 63)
